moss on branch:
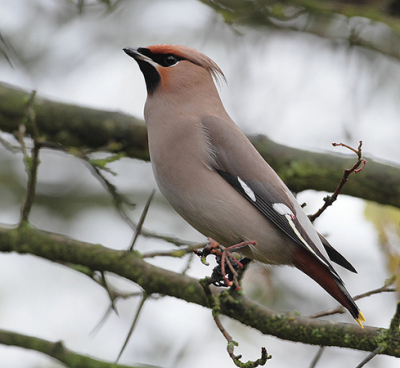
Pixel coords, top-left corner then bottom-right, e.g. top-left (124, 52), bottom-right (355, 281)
top-left (1, 82), bottom-right (400, 208)
top-left (200, 0), bottom-right (400, 61)
top-left (0, 328), bottom-right (140, 368)
top-left (0, 82), bottom-right (149, 160)
top-left (0, 224), bottom-right (399, 357)
top-left (252, 135), bottom-right (400, 209)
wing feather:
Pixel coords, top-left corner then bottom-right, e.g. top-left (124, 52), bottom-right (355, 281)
top-left (217, 170), bottom-right (337, 275)
top-left (200, 116), bottom-right (348, 278)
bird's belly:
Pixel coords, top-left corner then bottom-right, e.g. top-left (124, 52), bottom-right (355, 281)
top-left (153, 164), bottom-right (294, 266)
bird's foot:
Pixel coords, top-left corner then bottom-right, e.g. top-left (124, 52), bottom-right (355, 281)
top-left (194, 238), bottom-right (254, 290)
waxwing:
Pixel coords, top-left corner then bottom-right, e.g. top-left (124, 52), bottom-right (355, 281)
top-left (123, 44), bottom-right (365, 327)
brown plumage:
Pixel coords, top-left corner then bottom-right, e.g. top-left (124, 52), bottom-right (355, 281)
top-left (123, 44), bottom-right (365, 327)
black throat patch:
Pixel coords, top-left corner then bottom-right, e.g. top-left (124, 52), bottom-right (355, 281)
top-left (136, 59), bottom-right (160, 95)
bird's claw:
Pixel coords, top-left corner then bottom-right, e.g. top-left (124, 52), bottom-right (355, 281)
top-left (194, 238), bottom-right (254, 290)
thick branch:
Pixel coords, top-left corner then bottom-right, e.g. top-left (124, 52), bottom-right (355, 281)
top-left (0, 328), bottom-right (140, 368)
top-left (1, 82), bottom-right (400, 208)
top-left (0, 225), bottom-right (399, 357)
top-left (200, 0), bottom-right (400, 61)
top-left (251, 135), bottom-right (400, 209)
top-left (0, 82), bottom-right (149, 160)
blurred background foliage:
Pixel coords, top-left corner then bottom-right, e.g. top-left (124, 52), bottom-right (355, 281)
top-left (365, 202), bottom-right (400, 289)
top-left (202, 0), bottom-right (400, 59)
top-left (1, 0), bottom-right (400, 367)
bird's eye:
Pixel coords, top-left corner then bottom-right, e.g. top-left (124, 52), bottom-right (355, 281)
top-left (164, 54), bottom-right (178, 66)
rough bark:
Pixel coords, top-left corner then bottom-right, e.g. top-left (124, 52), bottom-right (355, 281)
top-left (200, 0), bottom-right (400, 61)
top-left (1, 82), bottom-right (399, 209)
top-left (0, 225), bottom-right (399, 359)
top-left (0, 328), bottom-right (139, 368)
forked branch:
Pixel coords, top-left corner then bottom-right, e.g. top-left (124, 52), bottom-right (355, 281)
top-left (309, 141), bottom-right (367, 222)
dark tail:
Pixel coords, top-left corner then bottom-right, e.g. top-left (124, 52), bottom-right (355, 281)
top-left (293, 247), bottom-right (365, 327)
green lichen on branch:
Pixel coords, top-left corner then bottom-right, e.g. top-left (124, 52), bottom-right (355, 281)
top-left (200, 0), bottom-right (400, 60)
top-left (88, 152), bottom-right (126, 174)
top-left (0, 328), bottom-right (140, 368)
top-left (0, 225), bottom-right (399, 357)
top-left (0, 82), bottom-right (149, 160)
top-left (1, 82), bottom-right (400, 209)
top-left (251, 135), bottom-right (400, 209)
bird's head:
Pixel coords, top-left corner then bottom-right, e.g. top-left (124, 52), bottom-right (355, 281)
top-left (123, 44), bottom-right (225, 96)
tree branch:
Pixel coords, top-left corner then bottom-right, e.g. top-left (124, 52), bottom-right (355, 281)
top-left (200, 0), bottom-right (400, 61)
top-left (1, 82), bottom-right (400, 209)
top-left (309, 141), bottom-right (367, 222)
top-left (251, 134), bottom-right (400, 209)
top-left (0, 328), bottom-right (142, 368)
top-left (0, 82), bottom-right (149, 160)
top-left (0, 225), bottom-right (399, 357)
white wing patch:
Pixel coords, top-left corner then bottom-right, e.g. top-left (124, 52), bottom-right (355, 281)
top-left (285, 214), bottom-right (330, 267)
top-left (285, 214), bottom-right (316, 255)
top-left (272, 203), bottom-right (294, 216)
top-left (273, 203), bottom-right (329, 267)
top-left (237, 177), bottom-right (256, 202)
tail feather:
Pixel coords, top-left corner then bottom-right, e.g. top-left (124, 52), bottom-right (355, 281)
top-left (292, 247), bottom-right (365, 327)
top-left (317, 232), bottom-right (357, 273)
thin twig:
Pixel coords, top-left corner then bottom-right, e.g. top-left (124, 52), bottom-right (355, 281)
top-left (309, 346), bottom-right (325, 368)
top-left (85, 160), bottom-right (136, 228)
top-left (82, 152), bottom-right (194, 248)
top-left (181, 251), bottom-right (195, 275)
top-left (31, 142), bottom-right (194, 248)
top-left (90, 291), bottom-right (143, 337)
top-left (0, 133), bottom-right (20, 152)
top-left (18, 138), bottom-right (40, 226)
top-left (140, 229), bottom-right (195, 247)
top-left (61, 261), bottom-right (143, 326)
top-left (355, 346), bottom-right (384, 368)
top-left (213, 309), bottom-right (270, 367)
top-left (214, 313), bottom-right (236, 349)
top-left (0, 31), bottom-right (17, 68)
top-left (90, 304), bottom-right (114, 337)
top-left (214, 313), bottom-right (240, 361)
top-left (115, 292), bottom-right (149, 363)
top-left (74, 150), bottom-right (137, 229)
top-left (93, 273), bottom-right (142, 304)
top-left (129, 189), bottom-right (155, 251)
top-left (309, 141), bottom-right (367, 222)
top-left (18, 90), bottom-right (41, 226)
top-left (142, 243), bottom-right (203, 258)
top-left (100, 271), bottom-right (118, 315)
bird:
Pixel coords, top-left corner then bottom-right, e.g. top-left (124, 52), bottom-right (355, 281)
top-left (123, 44), bottom-right (365, 327)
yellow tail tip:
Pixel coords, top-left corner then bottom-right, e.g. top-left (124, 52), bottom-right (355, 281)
top-left (355, 311), bottom-right (366, 328)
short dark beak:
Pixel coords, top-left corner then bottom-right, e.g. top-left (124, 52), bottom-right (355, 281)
top-left (123, 47), bottom-right (139, 59)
